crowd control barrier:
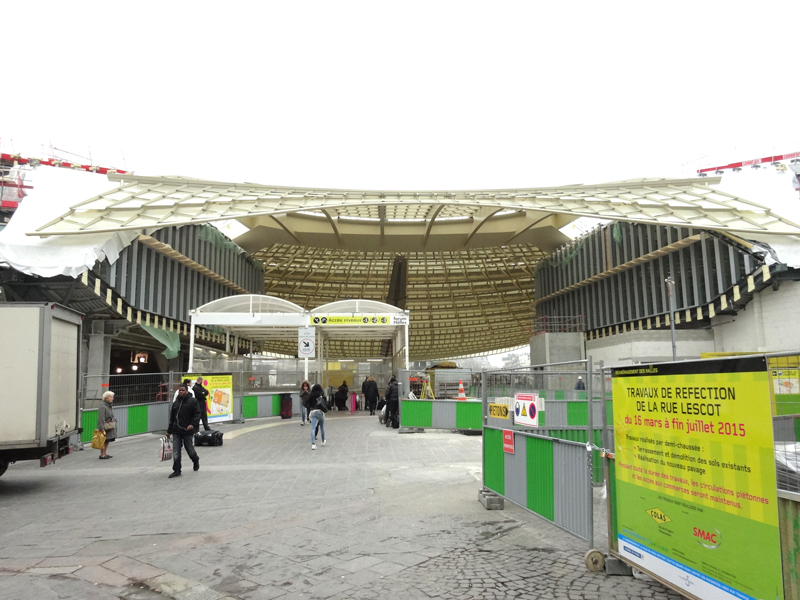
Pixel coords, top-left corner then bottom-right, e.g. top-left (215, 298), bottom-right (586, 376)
top-left (400, 399), bottom-right (483, 430)
top-left (481, 359), bottom-right (599, 549)
top-left (483, 426), bottom-right (593, 543)
top-left (80, 401), bottom-right (171, 443)
top-left (241, 392), bottom-right (300, 419)
top-left (485, 389), bottom-right (611, 483)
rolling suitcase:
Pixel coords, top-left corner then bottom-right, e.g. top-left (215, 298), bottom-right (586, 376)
top-left (194, 429), bottom-right (224, 446)
top-left (280, 394), bottom-right (292, 419)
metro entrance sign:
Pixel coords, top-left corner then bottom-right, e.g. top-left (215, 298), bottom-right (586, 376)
top-left (298, 327), bottom-right (315, 358)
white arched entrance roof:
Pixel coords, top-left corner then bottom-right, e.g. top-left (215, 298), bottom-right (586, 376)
top-left (188, 294), bottom-right (409, 369)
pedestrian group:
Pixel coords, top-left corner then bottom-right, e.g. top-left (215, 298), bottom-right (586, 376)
top-left (96, 374), bottom-right (399, 473)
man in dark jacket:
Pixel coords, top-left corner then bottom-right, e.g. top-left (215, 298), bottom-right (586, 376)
top-left (193, 376), bottom-right (211, 431)
top-left (364, 376), bottom-right (379, 415)
top-left (167, 385), bottom-right (201, 478)
top-left (385, 376), bottom-right (399, 427)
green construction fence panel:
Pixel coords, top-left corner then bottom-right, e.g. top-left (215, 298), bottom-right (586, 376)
top-left (242, 395), bottom-right (258, 419)
top-left (401, 400), bottom-right (432, 428)
top-left (483, 427), bottom-right (505, 495)
top-left (455, 402), bottom-right (482, 429)
top-left (566, 402), bottom-right (588, 426)
top-left (775, 394), bottom-right (800, 416)
top-left (81, 410), bottom-right (98, 443)
top-left (796, 417), bottom-right (800, 442)
top-left (127, 405), bottom-right (148, 435)
top-left (526, 435), bottom-right (554, 520)
top-left (548, 429), bottom-right (604, 483)
top-left (271, 394), bottom-right (281, 416)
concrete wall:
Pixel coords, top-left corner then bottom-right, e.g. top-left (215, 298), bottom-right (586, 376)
top-left (585, 329), bottom-right (715, 369)
top-left (712, 280), bottom-right (800, 353)
top-left (530, 332), bottom-right (585, 365)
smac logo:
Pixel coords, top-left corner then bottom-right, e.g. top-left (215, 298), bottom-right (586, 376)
top-left (692, 527), bottom-right (721, 549)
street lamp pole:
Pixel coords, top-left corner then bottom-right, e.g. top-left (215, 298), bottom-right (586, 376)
top-left (665, 276), bottom-right (677, 361)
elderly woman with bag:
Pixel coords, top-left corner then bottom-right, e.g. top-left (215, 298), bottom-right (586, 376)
top-left (97, 391), bottom-right (117, 459)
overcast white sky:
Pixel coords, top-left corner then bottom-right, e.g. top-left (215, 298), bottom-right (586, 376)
top-left (2, 1), bottom-right (798, 190)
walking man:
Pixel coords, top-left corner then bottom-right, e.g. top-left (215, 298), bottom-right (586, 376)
top-left (193, 376), bottom-right (211, 431)
top-left (167, 385), bottom-right (201, 478)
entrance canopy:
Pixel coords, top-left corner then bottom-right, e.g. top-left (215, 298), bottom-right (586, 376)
top-left (188, 294), bottom-right (410, 370)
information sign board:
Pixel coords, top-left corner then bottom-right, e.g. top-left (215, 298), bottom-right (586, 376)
top-left (298, 327), bottom-right (315, 358)
top-left (185, 373), bottom-right (233, 424)
top-left (612, 357), bottom-right (783, 600)
top-left (503, 430), bottom-right (514, 454)
top-left (513, 393), bottom-right (540, 427)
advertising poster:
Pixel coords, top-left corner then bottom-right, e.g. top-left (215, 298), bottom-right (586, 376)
top-left (771, 368), bottom-right (799, 395)
top-left (185, 373), bottom-right (234, 424)
top-left (612, 357), bottom-right (783, 600)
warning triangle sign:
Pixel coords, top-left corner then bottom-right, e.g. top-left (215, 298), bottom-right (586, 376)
top-left (521, 404), bottom-right (528, 417)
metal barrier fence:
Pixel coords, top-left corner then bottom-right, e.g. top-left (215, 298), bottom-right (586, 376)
top-left (80, 401), bottom-right (170, 443)
top-left (482, 363), bottom-right (609, 484)
top-left (400, 399), bottom-right (483, 430)
top-left (80, 371), bottom-right (308, 443)
top-left (241, 392), bottom-right (301, 419)
top-left (484, 426), bottom-right (593, 543)
top-left (481, 359), bottom-right (597, 548)
top-left (84, 373), bottom-right (174, 407)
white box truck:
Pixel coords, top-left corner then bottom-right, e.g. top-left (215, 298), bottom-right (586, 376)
top-left (0, 303), bottom-right (82, 476)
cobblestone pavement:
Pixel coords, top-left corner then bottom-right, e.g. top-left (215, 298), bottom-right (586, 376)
top-left (0, 413), bottom-right (681, 600)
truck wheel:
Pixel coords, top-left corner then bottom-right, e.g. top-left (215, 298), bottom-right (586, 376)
top-left (0, 460), bottom-right (8, 477)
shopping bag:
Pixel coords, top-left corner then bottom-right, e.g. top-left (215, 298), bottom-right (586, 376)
top-left (158, 436), bottom-right (173, 462)
top-left (90, 429), bottom-right (106, 450)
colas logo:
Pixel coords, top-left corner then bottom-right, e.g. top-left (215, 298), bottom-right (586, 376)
top-left (692, 526), bottom-right (721, 549)
top-left (645, 508), bottom-right (671, 524)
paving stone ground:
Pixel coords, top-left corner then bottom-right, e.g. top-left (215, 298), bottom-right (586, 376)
top-left (0, 412), bottom-right (681, 600)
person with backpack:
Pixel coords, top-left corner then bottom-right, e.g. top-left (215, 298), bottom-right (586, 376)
top-left (304, 384), bottom-right (322, 440)
top-left (307, 383), bottom-right (327, 450)
top-left (385, 376), bottom-right (399, 428)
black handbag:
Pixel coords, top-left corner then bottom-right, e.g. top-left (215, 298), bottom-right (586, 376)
top-left (317, 397), bottom-right (329, 413)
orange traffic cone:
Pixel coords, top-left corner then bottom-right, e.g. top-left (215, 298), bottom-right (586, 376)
top-left (458, 380), bottom-right (467, 401)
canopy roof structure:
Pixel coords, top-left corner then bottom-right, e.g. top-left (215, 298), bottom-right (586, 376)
top-left (24, 171), bottom-right (800, 360)
top-left (256, 244), bottom-right (541, 359)
top-left (30, 174), bottom-right (800, 241)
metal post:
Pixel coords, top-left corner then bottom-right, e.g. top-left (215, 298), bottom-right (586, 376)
top-left (188, 319), bottom-right (196, 372)
top-left (304, 356), bottom-right (308, 382)
top-left (481, 370), bottom-right (488, 423)
top-left (599, 361), bottom-right (607, 450)
top-left (404, 315), bottom-right (410, 370)
top-left (586, 355), bottom-right (594, 551)
top-left (665, 276), bottom-right (677, 361)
